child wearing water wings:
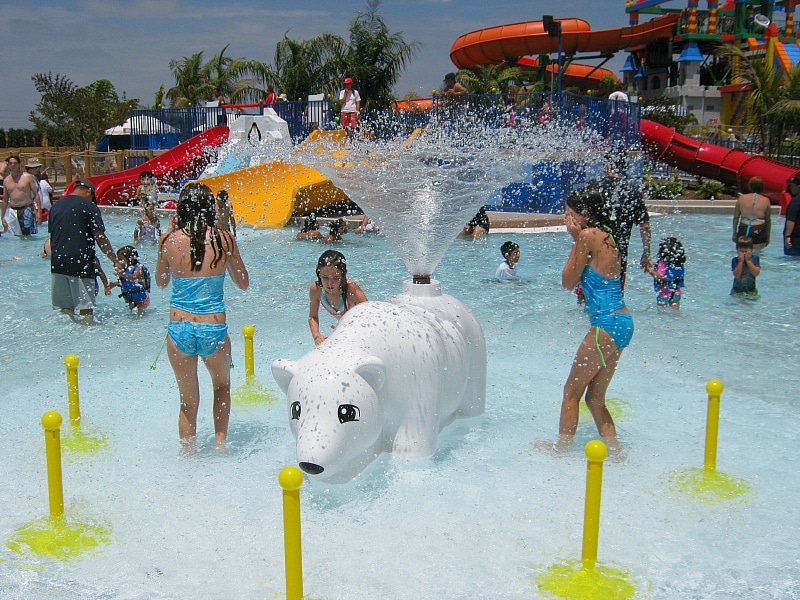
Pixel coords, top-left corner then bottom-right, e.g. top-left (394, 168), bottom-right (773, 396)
top-left (111, 245), bottom-right (151, 315)
top-left (645, 237), bottom-right (686, 309)
top-left (495, 240), bottom-right (520, 281)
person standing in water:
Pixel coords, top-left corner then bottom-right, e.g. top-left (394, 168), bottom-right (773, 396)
top-left (539, 188), bottom-right (632, 456)
top-left (733, 176), bottom-right (771, 252)
top-left (156, 182), bottom-right (249, 450)
top-left (308, 250), bottom-right (367, 345)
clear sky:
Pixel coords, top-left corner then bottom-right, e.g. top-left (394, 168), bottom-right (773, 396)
top-left (0, 0), bottom-right (655, 130)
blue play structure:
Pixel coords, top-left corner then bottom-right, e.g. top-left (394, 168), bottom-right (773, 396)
top-left (486, 160), bottom-right (594, 214)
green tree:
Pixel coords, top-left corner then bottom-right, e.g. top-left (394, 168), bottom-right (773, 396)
top-left (154, 84), bottom-right (165, 108)
top-left (267, 34), bottom-right (346, 101)
top-left (764, 64), bottom-right (800, 151)
top-left (342, 0), bottom-right (419, 110)
top-left (457, 64), bottom-right (523, 94)
top-left (166, 52), bottom-right (208, 107)
top-left (29, 73), bottom-right (133, 150)
top-left (715, 43), bottom-right (800, 155)
top-left (204, 45), bottom-right (261, 104)
top-left (642, 96), bottom-right (698, 134)
top-left (598, 74), bottom-right (617, 97)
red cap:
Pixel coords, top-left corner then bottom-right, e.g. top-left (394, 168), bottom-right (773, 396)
top-left (344, 77), bottom-right (353, 84)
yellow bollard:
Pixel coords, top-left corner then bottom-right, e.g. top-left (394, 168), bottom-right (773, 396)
top-left (581, 439), bottom-right (608, 568)
top-left (279, 466), bottom-right (304, 600)
top-left (704, 379), bottom-right (724, 471)
top-left (242, 325), bottom-right (255, 380)
top-left (42, 411), bottom-right (65, 519)
top-left (64, 354), bottom-right (81, 426)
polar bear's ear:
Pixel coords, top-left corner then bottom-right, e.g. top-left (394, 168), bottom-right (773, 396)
top-left (354, 356), bottom-right (386, 393)
top-left (271, 359), bottom-right (299, 393)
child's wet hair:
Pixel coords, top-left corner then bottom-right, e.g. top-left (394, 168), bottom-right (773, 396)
top-left (328, 218), bottom-right (346, 237)
top-left (117, 245), bottom-right (139, 264)
top-left (501, 241), bottom-right (519, 257)
top-left (658, 237), bottom-right (686, 265)
top-left (737, 236), bottom-right (754, 249)
top-left (316, 250), bottom-right (347, 282)
top-left (301, 213), bottom-right (318, 232)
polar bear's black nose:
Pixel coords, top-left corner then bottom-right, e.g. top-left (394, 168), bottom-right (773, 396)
top-left (300, 462), bottom-right (324, 475)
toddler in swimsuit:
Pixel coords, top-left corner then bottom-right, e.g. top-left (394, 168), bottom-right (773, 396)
top-left (646, 237), bottom-right (686, 310)
top-left (111, 245), bottom-right (151, 316)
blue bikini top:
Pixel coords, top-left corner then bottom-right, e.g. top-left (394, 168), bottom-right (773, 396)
top-left (170, 274), bottom-right (226, 314)
top-left (581, 265), bottom-right (624, 316)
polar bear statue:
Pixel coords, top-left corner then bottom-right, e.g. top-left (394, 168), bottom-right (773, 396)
top-left (271, 280), bottom-right (486, 483)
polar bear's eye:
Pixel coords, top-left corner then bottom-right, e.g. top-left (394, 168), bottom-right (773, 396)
top-left (290, 401), bottom-right (301, 420)
top-left (338, 404), bottom-right (360, 424)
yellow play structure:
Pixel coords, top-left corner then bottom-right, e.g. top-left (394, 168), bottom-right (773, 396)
top-left (198, 129), bottom-right (351, 228)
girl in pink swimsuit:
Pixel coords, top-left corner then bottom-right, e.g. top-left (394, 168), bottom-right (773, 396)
top-left (308, 250), bottom-right (367, 345)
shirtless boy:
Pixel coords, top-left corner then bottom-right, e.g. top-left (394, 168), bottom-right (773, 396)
top-left (2, 155), bottom-right (41, 236)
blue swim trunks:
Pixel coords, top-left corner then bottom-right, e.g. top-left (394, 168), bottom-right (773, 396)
top-left (167, 321), bottom-right (228, 357)
top-left (591, 311), bottom-right (634, 350)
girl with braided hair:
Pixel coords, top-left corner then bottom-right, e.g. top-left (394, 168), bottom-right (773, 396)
top-left (156, 182), bottom-right (249, 449)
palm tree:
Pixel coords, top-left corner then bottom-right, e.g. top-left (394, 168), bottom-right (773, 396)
top-left (167, 46), bottom-right (269, 106)
top-left (457, 64), bottom-right (523, 94)
top-left (342, 0), bottom-right (418, 110)
top-left (205, 45), bottom-right (273, 104)
top-left (166, 52), bottom-right (207, 107)
top-left (766, 64), bottom-right (800, 150)
top-left (715, 43), bottom-right (800, 155)
top-left (270, 33), bottom-right (346, 101)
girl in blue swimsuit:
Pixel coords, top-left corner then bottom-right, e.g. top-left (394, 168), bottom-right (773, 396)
top-left (308, 250), bottom-right (367, 345)
top-left (156, 183), bottom-right (249, 449)
top-left (553, 188), bottom-right (632, 455)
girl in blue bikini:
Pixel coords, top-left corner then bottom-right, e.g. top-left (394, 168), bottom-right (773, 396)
top-left (554, 189), bottom-right (632, 455)
top-left (156, 183), bottom-right (249, 449)
top-left (308, 250), bottom-right (367, 345)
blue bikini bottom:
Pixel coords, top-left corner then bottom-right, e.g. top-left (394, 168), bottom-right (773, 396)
top-left (167, 321), bottom-right (228, 357)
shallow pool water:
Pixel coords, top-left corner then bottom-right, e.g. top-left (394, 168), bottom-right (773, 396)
top-left (1, 210), bottom-right (799, 599)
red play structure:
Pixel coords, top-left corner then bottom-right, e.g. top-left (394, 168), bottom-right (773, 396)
top-left (63, 125), bottom-right (230, 206)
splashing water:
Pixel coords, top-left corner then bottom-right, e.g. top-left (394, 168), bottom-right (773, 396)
top-left (295, 113), bottom-right (601, 280)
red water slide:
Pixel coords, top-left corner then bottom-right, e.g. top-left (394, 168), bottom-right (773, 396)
top-left (641, 119), bottom-right (798, 208)
top-left (63, 125), bottom-right (230, 206)
top-left (450, 14), bottom-right (680, 69)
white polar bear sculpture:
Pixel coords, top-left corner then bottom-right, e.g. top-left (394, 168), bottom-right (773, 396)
top-left (271, 280), bottom-right (486, 483)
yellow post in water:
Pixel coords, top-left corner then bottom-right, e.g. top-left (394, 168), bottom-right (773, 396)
top-left (242, 325), bottom-right (255, 380)
top-left (581, 440), bottom-right (608, 568)
top-left (64, 354), bottom-right (81, 426)
top-left (704, 379), bottom-right (724, 471)
top-left (42, 411), bottom-right (65, 519)
top-left (279, 466), bottom-right (304, 600)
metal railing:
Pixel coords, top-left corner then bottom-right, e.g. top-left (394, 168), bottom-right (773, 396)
top-left (126, 92), bottom-right (642, 149)
top-left (128, 99), bottom-right (333, 148)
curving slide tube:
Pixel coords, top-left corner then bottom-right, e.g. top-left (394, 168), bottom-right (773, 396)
top-left (641, 119), bottom-right (799, 207)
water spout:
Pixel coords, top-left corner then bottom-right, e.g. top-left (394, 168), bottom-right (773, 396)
top-left (295, 114), bottom-right (591, 280)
